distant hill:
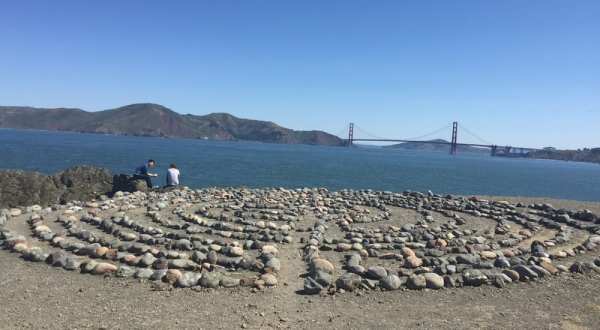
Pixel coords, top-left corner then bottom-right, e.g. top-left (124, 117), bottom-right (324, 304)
top-left (528, 148), bottom-right (600, 164)
top-left (0, 103), bottom-right (344, 146)
top-left (384, 139), bottom-right (488, 153)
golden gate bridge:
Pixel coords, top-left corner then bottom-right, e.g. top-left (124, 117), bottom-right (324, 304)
top-left (340, 122), bottom-right (540, 156)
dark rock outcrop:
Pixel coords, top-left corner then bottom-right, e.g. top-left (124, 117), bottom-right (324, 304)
top-left (112, 174), bottom-right (149, 193)
top-left (0, 166), bottom-right (113, 208)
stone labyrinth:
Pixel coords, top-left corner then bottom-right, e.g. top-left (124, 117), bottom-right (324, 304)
top-left (1, 187), bottom-right (600, 294)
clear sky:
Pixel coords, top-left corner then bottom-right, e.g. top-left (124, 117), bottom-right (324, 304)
top-left (1, 1), bottom-right (599, 148)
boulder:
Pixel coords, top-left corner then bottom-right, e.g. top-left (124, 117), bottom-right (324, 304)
top-left (111, 174), bottom-right (148, 193)
top-left (0, 166), bottom-right (113, 208)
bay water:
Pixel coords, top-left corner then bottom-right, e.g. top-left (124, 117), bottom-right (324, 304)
top-left (1, 128), bottom-right (599, 201)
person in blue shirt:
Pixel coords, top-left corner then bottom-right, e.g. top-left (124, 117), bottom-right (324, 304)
top-left (133, 159), bottom-right (158, 188)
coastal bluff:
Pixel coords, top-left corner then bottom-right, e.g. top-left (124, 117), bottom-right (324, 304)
top-left (0, 166), bottom-right (115, 208)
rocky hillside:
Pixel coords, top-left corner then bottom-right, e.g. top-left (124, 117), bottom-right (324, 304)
top-left (0, 103), bottom-right (344, 146)
top-left (528, 148), bottom-right (600, 164)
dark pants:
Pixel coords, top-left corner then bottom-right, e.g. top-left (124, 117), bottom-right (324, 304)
top-left (133, 174), bottom-right (152, 188)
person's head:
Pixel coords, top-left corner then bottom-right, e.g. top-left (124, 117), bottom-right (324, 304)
top-left (147, 159), bottom-right (156, 168)
top-left (169, 163), bottom-right (177, 169)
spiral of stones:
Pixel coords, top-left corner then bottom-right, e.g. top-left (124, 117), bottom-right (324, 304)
top-left (1, 188), bottom-right (600, 295)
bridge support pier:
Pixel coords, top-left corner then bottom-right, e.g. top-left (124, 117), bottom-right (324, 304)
top-left (450, 121), bottom-right (458, 155)
top-left (491, 145), bottom-right (497, 157)
top-left (347, 123), bottom-right (354, 147)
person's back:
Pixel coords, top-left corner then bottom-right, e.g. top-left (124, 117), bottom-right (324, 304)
top-left (166, 164), bottom-right (180, 186)
top-left (134, 164), bottom-right (148, 176)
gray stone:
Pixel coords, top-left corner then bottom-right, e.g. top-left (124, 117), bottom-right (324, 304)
top-left (303, 276), bottom-right (324, 294)
top-left (199, 272), bottom-right (221, 288)
top-left (174, 239), bottom-right (192, 250)
top-left (380, 274), bottom-right (402, 290)
top-left (192, 251), bottom-right (207, 264)
top-left (314, 270), bottom-right (333, 287)
top-left (348, 264), bottom-right (366, 275)
top-left (138, 252), bottom-right (157, 267)
top-left (81, 260), bottom-right (98, 273)
top-left (463, 269), bottom-right (488, 286)
top-left (220, 276), bottom-right (241, 288)
top-left (366, 266), bottom-right (388, 280)
top-left (530, 264), bottom-right (551, 277)
top-left (168, 259), bottom-right (198, 270)
top-left (443, 275), bottom-right (456, 288)
top-left (423, 273), bottom-right (444, 289)
top-left (264, 256), bottom-right (281, 273)
top-left (47, 251), bottom-right (68, 268)
top-left (150, 269), bottom-right (167, 281)
top-left (64, 257), bottom-right (81, 271)
top-left (207, 251), bottom-right (218, 265)
top-left (494, 257), bottom-right (511, 268)
top-left (513, 265), bottom-right (538, 280)
top-left (176, 272), bottom-right (202, 288)
top-left (25, 247), bottom-right (48, 262)
top-left (407, 274), bottom-right (426, 290)
top-left (134, 268), bottom-right (155, 279)
top-left (116, 265), bottom-right (136, 278)
top-left (456, 254), bottom-right (480, 265)
top-left (336, 273), bottom-right (362, 291)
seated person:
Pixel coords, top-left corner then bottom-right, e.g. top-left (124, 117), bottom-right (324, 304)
top-left (166, 163), bottom-right (180, 186)
top-left (133, 159), bottom-right (158, 188)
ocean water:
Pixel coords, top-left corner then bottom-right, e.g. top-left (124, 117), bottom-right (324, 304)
top-left (1, 128), bottom-right (599, 201)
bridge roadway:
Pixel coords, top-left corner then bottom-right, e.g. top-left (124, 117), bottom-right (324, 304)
top-left (346, 139), bottom-right (541, 155)
top-left (350, 138), bottom-right (539, 149)
top-left (344, 123), bottom-right (541, 155)
top-left (349, 138), bottom-right (492, 148)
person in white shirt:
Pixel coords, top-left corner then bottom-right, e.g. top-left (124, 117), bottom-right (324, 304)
top-left (166, 163), bottom-right (180, 186)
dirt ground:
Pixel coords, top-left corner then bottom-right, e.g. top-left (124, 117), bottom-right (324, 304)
top-left (1, 196), bottom-right (599, 330)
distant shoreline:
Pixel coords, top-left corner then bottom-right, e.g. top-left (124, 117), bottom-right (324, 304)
top-left (2, 127), bottom-right (599, 167)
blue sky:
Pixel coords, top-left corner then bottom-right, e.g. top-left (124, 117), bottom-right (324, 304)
top-left (1, 1), bottom-right (599, 149)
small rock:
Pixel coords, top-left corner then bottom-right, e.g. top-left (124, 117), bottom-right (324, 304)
top-left (335, 273), bottom-right (362, 291)
top-left (92, 262), bottom-right (118, 275)
top-left (380, 274), bottom-right (402, 290)
top-left (311, 258), bottom-right (335, 274)
top-left (200, 272), bottom-right (221, 288)
top-left (407, 274), bottom-right (426, 290)
top-left (366, 266), bottom-right (388, 280)
top-left (260, 273), bottom-right (278, 286)
top-left (463, 269), bottom-right (487, 286)
top-left (303, 276), bottom-right (324, 294)
top-left (423, 273), bottom-right (444, 289)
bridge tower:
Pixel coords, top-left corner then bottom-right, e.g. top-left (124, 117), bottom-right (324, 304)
top-left (450, 121), bottom-right (458, 155)
top-left (347, 122), bottom-right (354, 147)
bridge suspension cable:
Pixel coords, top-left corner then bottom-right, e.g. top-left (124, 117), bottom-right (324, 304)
top-left (351, 123), bottom-right (453, 142)
top-left (402, 123), bottom-right (452, 141)
top-left (332, 126), bottom-right (350, 138)
top-left (353, 124), bottom-right (389, 140)
top-left (457, 124), bottom-right (495, 146)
